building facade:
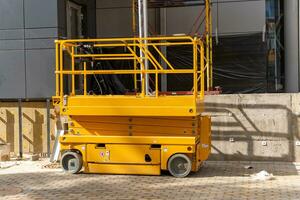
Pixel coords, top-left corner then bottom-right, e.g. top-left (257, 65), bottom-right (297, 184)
top-left (1, 0), bottom-right (300, 162)
top-left (0, 0), bottom-right (290, 99)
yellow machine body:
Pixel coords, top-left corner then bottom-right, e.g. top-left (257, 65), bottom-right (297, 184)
top-left (60, 115), bottom-right (211, 175)
top-left (53, 0), bottom-right (213, 176)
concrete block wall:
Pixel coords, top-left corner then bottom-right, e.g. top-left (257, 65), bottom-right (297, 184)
top-left (205, 93), bottom-right (300, 162)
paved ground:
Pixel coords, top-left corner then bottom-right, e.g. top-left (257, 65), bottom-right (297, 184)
top-left (0, 160), bottom-right (299, 200)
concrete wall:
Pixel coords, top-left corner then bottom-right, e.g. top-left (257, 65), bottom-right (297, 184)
top-left (205, 93), bottom-right (300, 162)
top-left (284, 0), bottom-right (299, 92)
top-left (0, 93), bottom-right (299, 162)
top-left (0, 102), bottom-right (55, 156)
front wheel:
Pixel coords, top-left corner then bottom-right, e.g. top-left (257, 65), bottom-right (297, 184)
top-left (168, 154), bottom-right (192, 178)
top-left (61, 151), bottom-right (83, 174)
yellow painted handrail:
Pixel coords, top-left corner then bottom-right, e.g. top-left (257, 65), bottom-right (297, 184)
top-left (54, 36), bottom-right (210, 103)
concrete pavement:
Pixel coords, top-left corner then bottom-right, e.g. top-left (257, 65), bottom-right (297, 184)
top-left (0, 161), bottom-right (299, 200)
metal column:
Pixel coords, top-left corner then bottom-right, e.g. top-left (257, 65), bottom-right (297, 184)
top-left (46, 99), bottom-right (51, 157)
top-left (18, 99), bottom-right (23, 158)
top-left (160, 7), bottom-right (168, 92)
top-left (138, 0), bottom-right (150, 95)
top-left (284, 0), bottom-right (299, 92)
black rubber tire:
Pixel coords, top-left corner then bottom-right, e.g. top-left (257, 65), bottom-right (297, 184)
top-left (168, 154), bottom-right (192, 178)
top-left (61, 151), bottom-right (83, 174)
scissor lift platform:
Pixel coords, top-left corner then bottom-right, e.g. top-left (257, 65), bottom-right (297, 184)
top-left (53, 34), bottom-right (212, 177)
top-left (59, 95), bottom-right (204, 117)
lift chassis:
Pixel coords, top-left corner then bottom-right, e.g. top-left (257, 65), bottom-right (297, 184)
top-left (60, 115), bottom-right (211, 177)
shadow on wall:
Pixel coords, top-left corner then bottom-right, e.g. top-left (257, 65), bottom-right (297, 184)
top-left (0, 110), bottom-right (15, 151)
top-left (23, 111), bottom-right (44, 154)
top-left (0, 102), bottom-right (54, 155)
top-left (205, 94), bottom-right (300, 162)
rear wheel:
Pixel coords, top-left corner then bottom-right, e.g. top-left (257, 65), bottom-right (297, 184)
top-left (168, 154), bottom-right (192, 178)
top-left (61, 151), bottom-right (83, 174)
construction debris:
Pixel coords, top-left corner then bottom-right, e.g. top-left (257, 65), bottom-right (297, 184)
top-left (42, 162), bottom-right (60, 169)
top-left (244, 165), bottom-right (253, 169)
top-left (0, 161), bottom-right (20, 169)
top-left (251, 170), bottom-right (275, 181)
top-left (30, 154), bottom-right (40, 161)
top-left (0, 143), bottom-right (10, 161)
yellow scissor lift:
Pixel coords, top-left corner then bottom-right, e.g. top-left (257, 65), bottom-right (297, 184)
top-left (53, 0), bottom-right (213, 178)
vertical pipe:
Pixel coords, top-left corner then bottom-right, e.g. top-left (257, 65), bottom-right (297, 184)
top-left (138, 0), bottom-right (145, 96)
top-left (138, 0), bottom-right (143, 40)
top-left (46, 99), bottom-right (51, 157)
top-left (18, 99), bottom-right (23, 158)
top-left (160, 8), bottom-right (168, 92)
top-left (132, 0), bottom-right (137, 36)
top-left (143, 0), bottom-right (149, 95)
top-left (284, 0), bottom-right (299, 92)
top-left (274, 0), bottom-right (281, 91)
top-left (132, 0), bottom-right (138, 90)
top-left (209, 0), bottom-right (213, 89)
top-left (205, 0), bottom-right (210, 91)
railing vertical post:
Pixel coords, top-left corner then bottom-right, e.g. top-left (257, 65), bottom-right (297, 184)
top-left (60, 43), bottom-right (64, 97)
top-left (84, 62), bottom-right (87, 96)
top-left (71, 46), bottom-right (75, 95)
top-left (200, 43), bottom-right (205, 98)
top-left (134, 44), bottom-right (138, 91)
top-left (193, 39), bottom-right (198, 98)
top-left (141, 71), bottom-right (146, 97)
top-left (155, 71), bottom-right (159, 97)
top-left (55, 42), bottom-right (59, 96)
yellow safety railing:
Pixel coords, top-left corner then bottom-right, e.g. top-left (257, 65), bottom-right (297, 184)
top-left (53, 36), bottom-right (210, 104)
